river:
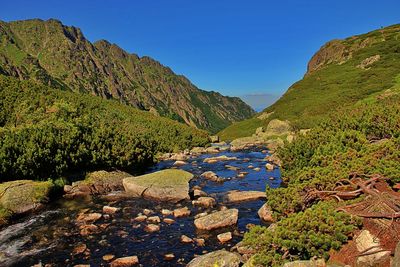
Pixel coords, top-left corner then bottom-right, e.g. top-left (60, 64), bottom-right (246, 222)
top-left (0, 148), bottom-right (281, 266)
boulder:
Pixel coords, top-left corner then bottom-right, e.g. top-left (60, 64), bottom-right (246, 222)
top-left (147, 216), bottom-right (161, 224)
top-left (194, 209), bottom-right (238, 230)
top-left (203, 155), bottom-right (237, 163)
top-left (110, 256), bottom-right (139, 267)
top-left (192, 197), bottom-right (216, 208)
top-left (163, 218), bottom-right (175, 224)
top-left (144, 224), bottom-right (160, 233)
top-left (187, 250), bottom-right (241, 267)
top-left (103, 206), bottom-right (120, 214)
top-left (265, 163), bottom-right (274, 170)
top-left (64, 170), bottom-right (132, 198)
top-left (193, 189), bottom-right (208, 198)
top-left (76, 212), bottom-right (102, 224)
top-left (161, 209), bottom-right (172, 216)
top-left (0, 180), bottom-right (53, 223)
top-left (123, 169), bottom-right (193, 203)
top-left (258, 203), bottom-right (274, 222)
top-left (201, 171), bottom-right (224, 183)
top-left (224, 191), bottom-right (266, 203)
top-left (217, 232), bottom-right (232, 243)
top-left (181, 235), bottom-right (193, 243)
top-left (173, 207), bottom-right (191, 217)
top-left (355, 230), bottom-right (391, 266)
top-left (173, 160), bottom-right (187, 166)
top-left (210, 135), bottom-right (220, 143)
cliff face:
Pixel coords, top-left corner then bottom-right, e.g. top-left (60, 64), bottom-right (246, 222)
top-left (0, 19), bottom-right (254, 133)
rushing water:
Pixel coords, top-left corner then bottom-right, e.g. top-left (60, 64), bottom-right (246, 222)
top-left (0, 148), bottom-right (281, 267)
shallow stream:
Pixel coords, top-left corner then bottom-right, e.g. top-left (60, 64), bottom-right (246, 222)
top-left (0, 148), bottom-right (281, 266)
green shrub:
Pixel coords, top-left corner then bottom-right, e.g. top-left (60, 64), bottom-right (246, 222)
top-left (0, 75), bottom-right (209, 181)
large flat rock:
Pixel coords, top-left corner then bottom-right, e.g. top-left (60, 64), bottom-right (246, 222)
top-left (123, 169), bottom-right (193, 203)
top-left (194, 209), bottom-right (238, 230)
top-left (224, 190), bottom-right (266, 203)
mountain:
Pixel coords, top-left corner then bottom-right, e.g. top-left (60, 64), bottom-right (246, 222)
top-left (0, 19), bottom-right (255, 133)
top-left (219, 24), bottom-right (400, 140)
top-left (0, 75), bottom-right (209, 181)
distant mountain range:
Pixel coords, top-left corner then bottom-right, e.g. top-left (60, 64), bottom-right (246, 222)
top-left (220, 23), bottom-right (400, 140)
top-left (0, 19), bottom-right (255, 133)
top-left (240, 93), bottom-right (280, 112)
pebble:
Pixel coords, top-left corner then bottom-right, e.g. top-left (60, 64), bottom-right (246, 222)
top-left (217, 232), bottom-right (232, 243)
top-left (144, 224), bottom-right (160, 233)
top-left (180, 235), bottom-right (193, 243)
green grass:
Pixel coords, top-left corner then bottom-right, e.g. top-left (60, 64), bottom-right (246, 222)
top-left (126, 169), bottom-right (194, 186)
top-left (218, 117), bottom-right (263, 141)
top-left (219, 24), bottom-right (400, 140)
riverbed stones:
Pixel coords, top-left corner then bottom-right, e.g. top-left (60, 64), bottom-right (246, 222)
top-left (76, 212), bottom-right (102, 224)
top-left (194, 238), bottom-right (206, 246)
top-left (173, 160), bottom-right (187, 166)
top-left (225, 165), bottom-right (240, 171)
top-left (103, 206), bottom-right (120, 214)
top-left (193, 189), bottom-right (207, 198)
top-left (258, 203), bottom-right (274, 222)
top-left (103, 254), bottom-right (115, 261)
top-left (217, 232), bottom-right (232, 243)
top-left (163, 218), bottom-right (175, 224)
top-left (265, 163), bottom-right (274, 170)
top-left (161, 209), bottom-right (172, 216)
top-left (224, 190), bottom-right (266, 203)
top-left (110, 256), bottom-right (139, 266)
top-left (181, 235), bottom-right (193, 243)
top-left (203, 155), bottom-right (237, 163)
top-left (133, 215), bottom-right (147, 222)
top-left (187, 250), bottom-right (241, 267)
top-left (123, 169), bottom-right (194, 202)
top-left (164, 253), bottom-right (175, 261)
top-left (79, 224), bottom-right (99, 236)
top-left (147, 216), bottom-right (161, 223)
top-left (201, 171), bottom-right (224, 183)
top-left (192, 197), bottom-right (216, 208)
top-left (144, 224), bottom-right (160, 233)
top-left (173, 207), bottom-right (191, 217)
top-left (194, 209), bottom-right (238, 230)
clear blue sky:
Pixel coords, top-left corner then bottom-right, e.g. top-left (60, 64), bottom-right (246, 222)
top-left (1, 0), bottom-right (399, 98)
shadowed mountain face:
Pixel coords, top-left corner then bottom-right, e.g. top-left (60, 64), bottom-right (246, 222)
top-left (219, 24), bottom-right (400, 140)
top-left (0, 19), bottom-right (255, 133)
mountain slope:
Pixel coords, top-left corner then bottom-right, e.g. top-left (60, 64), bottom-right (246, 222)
top-left (0, 19), bottom-right (255, 133)
top-left (219, 24), bottom-right (400, 140)
top-left (0, 75), bottom-right (209, 181)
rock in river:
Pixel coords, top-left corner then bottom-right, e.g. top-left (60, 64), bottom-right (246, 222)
top-left (224, 190), bottom-right (266, 203)
top-left (192, 197), bottom-right (216, 208)
top-left (194, 209), bottom-right (238, 230)
top-left (258, 203), bottom-right (274, 222)
top-left (187, 250), bottom-right (241, 267)
top-left (201, 171), bottom-right (224, 183)
top-left (110, 256), bottom-right (139, 266)
top-left (123, 169), bottom-right (193, 202)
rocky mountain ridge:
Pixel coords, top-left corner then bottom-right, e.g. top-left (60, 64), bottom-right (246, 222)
top-left (0, 18), bottom-right (255, 133)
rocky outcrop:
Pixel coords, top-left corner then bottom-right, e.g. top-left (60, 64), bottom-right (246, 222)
top-left (194, 209), bottom-right (238, 230)
top-left (0, 180), bottom-right (53, 224)
top-left (355, 230), bottom-right (391, 266)
top-left (224, 191), bottom-right (266, 203)
top-left (123, 169), bottom-right (193, 202)
top-left (187, 250), bottom-right (241, 267)
top-left (64, 170), bottom-right (132, 198)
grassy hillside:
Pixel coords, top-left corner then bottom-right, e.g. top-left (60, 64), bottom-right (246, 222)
top-left (219, 24), bottom-right (400, 140)
top-left (243, 93), bottom-right (400, 266)
top-left (0, 19), bottom-right (255, 133)
top-left (0, 75), bottom-right (209, 182)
